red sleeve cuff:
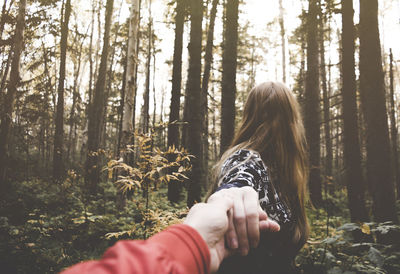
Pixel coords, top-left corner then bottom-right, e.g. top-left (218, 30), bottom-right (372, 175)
top-left (148, 224), bottom-right (210, 274)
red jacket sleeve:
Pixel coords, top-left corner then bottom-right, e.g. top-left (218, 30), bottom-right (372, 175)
top-left (60, 224), bottom-right (210, 274)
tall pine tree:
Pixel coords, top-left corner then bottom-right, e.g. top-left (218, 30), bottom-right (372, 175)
top-left (341, 0), bottom-right (368, 222)
top-left (167, 0), bottom-right (186, 203)
top-left (53, 0), bottom-right (72, 182)
top-left (0, 0), bottom-right (27, 185)
top-left (359, 0), bottom-right (397, 222)
top-left (85, 0), bottom-right (114, 194)
top-left (305, 0), bottom-right (322, 206)
top-left (186, 0), bottom-right (203, 207)
top-left (220, 0), bottom-right (239, 154)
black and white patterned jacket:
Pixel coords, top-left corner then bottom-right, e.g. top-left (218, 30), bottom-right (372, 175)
top-left (215, 149), bottom-right (299, 274)
top-left (216, 149), bottom-right (292, 227)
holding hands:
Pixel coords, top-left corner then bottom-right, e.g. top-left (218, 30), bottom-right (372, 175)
top-left (184, 186), bottom-right (280, 273)
top-left (63, 186), bottom-right (280, 274)
top-left (208, 187), bottom-right (280, 255)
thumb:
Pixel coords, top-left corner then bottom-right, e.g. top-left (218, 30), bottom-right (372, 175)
top-left (258, 206), bottom-right (268, 221)
top-left (260, 219), bottom-right (280, 232)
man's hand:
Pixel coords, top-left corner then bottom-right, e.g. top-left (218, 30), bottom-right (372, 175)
top-left (184, 187), bottom-right (280, 273)
top-left (184, 196), bottom-right (233, 273)
top-left (208, 187), bottom-right (280, 256)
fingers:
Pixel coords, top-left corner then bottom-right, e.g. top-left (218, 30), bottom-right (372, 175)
top-left (243, 188), bottom-right (260, 249)
top-left (225, 208), bottom-right (238, 248)
top-left (207, 193), bottom-right (234, 214)
top-left (208, 187), bottom-right (281, 258)
top-left (232, 194), bottom-right (249, 255)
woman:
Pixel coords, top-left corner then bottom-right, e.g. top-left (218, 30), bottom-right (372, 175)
top-left (208, 82), bottom-right (309, 273)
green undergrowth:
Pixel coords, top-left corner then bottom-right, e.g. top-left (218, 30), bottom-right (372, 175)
top-left (297, 191), bottom-right (400, 274)
top-left (1, 177), bottom-right (399, 274)
top-left (0, 178), bottom-right (187, 273)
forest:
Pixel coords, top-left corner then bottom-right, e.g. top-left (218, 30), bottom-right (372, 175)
top-left (0, 0), bottom-right (399, 273)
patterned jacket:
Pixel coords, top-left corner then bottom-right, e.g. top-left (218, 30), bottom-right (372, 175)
top-left (215, 149), bottom-right (299, 274)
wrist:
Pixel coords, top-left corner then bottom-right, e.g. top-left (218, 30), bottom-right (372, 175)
top-left (149, 224), bottom-right (210, 274)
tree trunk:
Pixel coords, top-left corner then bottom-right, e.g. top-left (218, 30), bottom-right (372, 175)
top-left (0, 0), bottom-right (9, 39)
top-left (159, 87), bottom-right (166, 149)
top-left (220, 0), bottom-right (239, 154)
top-left (359, 0), bottom-right (397, 222)
top-left (341, 0), bottom-right (368, 222)
top-left (319, 13), bottom-right (333, 185)
top-left (139, 8), bottom-right (152, 135)
top-left (53, 0), bottom-right (71, 182)
top-left (305, 0), bottom-right (322, 207)
top-left (167, 0), bottom-right (185, 151)
top-left (116, 55), bottom-right (127, 158)
top-left (278, 0), bottom-right (286, 83)
top-left (67, 26), bottom-right (85, 163)
top-left (0, 0), bottom-right (26, 185)
top-left (200, 0), bottom-right (218, 189)
top-left (211, 83), bottom-right (218, 162)
top-left (121, 0), bottom-right (140, 157)
top-left (181, 80), bottom-right (189, 148)
top-left (85, 0), bottom-right (114, 194)
top-left (0, 0), bottom-right (13, 96)
top-left (186, 0), bottom-right (203, 207)
top-left (167, 0), bottom-right (186, 202)
top-left (389, 49), bottom-right (400, 199)
top-left (0, 47), bottom-right (11, 96)
top-left (299, 29), bottom-right (306, 101)
top-left (88, 0), bottom-right (96, 107)
top-left (152, 44), bottom-right (156, 129)
top-left (102, 8), bottom-right (121, 151)
top-left (131, 0), bottom-right (142, 134)
top-left (42, 42), bottom-right (53, 172)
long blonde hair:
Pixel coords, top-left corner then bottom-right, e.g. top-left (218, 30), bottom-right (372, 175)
top-left (209, 81), bottom-right (309, 245)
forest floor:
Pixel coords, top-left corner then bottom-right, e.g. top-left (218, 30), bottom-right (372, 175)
top-left (0, 177), bottom-right (399, 274)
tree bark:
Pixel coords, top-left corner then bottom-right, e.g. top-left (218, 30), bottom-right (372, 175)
top-left (278, 0), bottom-right (286, 83)
top-left (42, 42), bottom-right (53, 171)
top-left (0, 0), bottom-right (13, 98)
top-left (200, 0), bottom-right (218, 189)
top-left (139, 6), bottom-right (152, 135)
top-left (152, 44), bottom-right (156, 129)
top-left (0, 0), bottom-right (26, 185)
top-left (121, 0), bottom-right (140, 156)
top-left (167, 0), bottom-right (186, 202)
top-left (131, 0), bottom-right (142, 135)
top-left (0, 0), bottom-right (9, 40)
top-left (305, 0), bottom-right (322, 207)
top-left (319, 11), bottom-right (333, 185)
top-left (211, 83), bottom-right (218, 162)
top-left (117, 56), bottom-right (127, 158)
top-left (53, 0), bottom-right (72, 182)
top-left (220, 0), bottom-right (239, 154)
top-left (341, 0), bottom-right (368, 222)
top-left (389, 49), bottom-right (400, 199)
top-left (67, 26), bottom-right (85, 163)
top-left (186, 0), bottom-right (203, 207)
top-left (85, 0), bottom-right (114, 194)
top-left (0, 47), bottom-right (11, 96)
top-left (88, 0), bottom-right (96, 108)
top-left (359, 0), bottom-right (397, 222)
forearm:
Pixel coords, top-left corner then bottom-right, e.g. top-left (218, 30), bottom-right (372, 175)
top-left (61, 224), bottom-right (210, 274)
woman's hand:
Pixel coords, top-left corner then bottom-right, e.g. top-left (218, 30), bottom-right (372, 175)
top-left (207, 186), bottom-right (280, 256)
